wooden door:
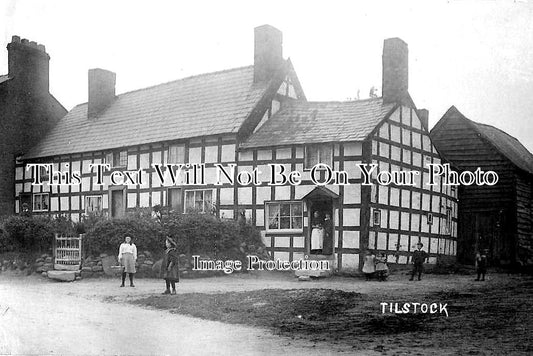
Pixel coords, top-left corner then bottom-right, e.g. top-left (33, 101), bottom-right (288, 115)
top-left (168, 188), bottom-right (183, 213)
top-left (111, 190), bottom-right (124, 218)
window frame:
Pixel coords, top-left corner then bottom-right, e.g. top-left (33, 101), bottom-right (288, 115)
top-left (167, 144), bottom-right (186, 164)
top-left (85, 195), bottom-right (103, 214)
top-left (32, 193), bottom-right (50, 212)
top-left (184, 189), bottom-right (215, 214)
top-left (373, 208), bottom-right (381, 227)
top-left (105, 150), bottom-right (128, 168)
top-left (304, 144), bottom-right (333, 170)
top-left (264, 201), bottom-right (304, 234)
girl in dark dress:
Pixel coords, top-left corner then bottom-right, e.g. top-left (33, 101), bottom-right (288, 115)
top-left (160, 237), bottom-right (180, 295)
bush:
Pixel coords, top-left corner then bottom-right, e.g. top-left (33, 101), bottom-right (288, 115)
top-left (0, 215), bottom-right (57, 253)
top-left (163, 212), bottom-right (265, 262)
top-left (83, 214), bottom-right (164, 256)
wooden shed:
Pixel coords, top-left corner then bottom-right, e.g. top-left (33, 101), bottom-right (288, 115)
top-left (431, 106), bottom-right (533, 266)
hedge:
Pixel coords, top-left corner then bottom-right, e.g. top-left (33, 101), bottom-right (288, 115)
top-left (0, 215), bottom-right (70, 253)
top-left (1, 210), bottom-right (266, 264)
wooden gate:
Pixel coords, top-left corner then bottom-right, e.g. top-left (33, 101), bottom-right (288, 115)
top-left (54, 234), bottom-right (83, 271)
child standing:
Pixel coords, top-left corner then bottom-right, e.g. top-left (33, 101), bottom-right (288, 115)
top-left (409, 242), bottom-right (428, 281)
top-left (375, 253), bottom-right (389, 281)
top-left (160, 237), bottom-right (180, 295)
top-left (362, 250), bottom-right (376, 281)
top-left (475, 249), bottom-right (488, 281)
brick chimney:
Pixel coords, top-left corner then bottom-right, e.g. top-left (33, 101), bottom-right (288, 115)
top-left (417, 108), bottom-right (429, 130)
top-left (382, 38), bottom-right (408, 104)
top-left (7, 35), bottom-right (50, 96)
top-left (88, 68), bottom-right (116, 118)
top-left (254, 25), bottom-right (283, 83)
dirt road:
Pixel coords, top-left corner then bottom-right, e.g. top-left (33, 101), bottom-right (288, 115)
top-left (0, 273), bottom-right (361, 356)
top-left (1, 272), bottom-right (523, 355)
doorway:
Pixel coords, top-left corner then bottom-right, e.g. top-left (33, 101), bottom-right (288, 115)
top-left (302, 187), bottom-right (339, 256)
top-left (168, 188), bottom-right (183, 213)
top-left (110, 189), bottom-right (125, 218)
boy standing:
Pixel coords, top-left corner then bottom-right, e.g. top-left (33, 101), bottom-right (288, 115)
top-left (475, 249), bottom-right (488, 281)
top-left (409, 242), bottom-right (428, 281)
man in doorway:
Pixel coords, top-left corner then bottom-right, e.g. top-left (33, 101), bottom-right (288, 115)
top-left (322, 213), bottom-right (333, 255)
top-left (409, 242), bottom-right (428, 281)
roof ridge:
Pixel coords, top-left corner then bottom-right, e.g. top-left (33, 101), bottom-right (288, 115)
top-left (305, 97), bottom-right (384, 104)
top-left (473, 120), bottom-right (524, 145)
top-left (115, 64), bottom-right (254, 97)
top-left (68, 65), bottom-right (256, 108)
top-left (464, 116), bottom-right (533, 174)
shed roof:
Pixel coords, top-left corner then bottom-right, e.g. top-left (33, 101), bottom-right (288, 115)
top-left (241, 98), bottom-right (396, 148)
top-left (24, 65), bottom-right (276, 159)
top-left (434, 106), bottom-right (533, 175)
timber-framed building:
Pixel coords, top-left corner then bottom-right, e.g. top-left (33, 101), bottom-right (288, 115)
top-left (12, 25), bottom-right (458, 271)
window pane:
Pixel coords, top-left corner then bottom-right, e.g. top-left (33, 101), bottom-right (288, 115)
top-left (291, 203), bottom-right (302, 217)
top-left (119, 151), bottom-right (128, 167)
top-left (204, 190), bottom-right (213, 213)
top-left (291, 217), bottom-right (302, 229)
top-left (195, 191), bottom-right (203, 211)
top-left (373, 210), bottom-right (381, 225)
top-left (268, 204), bottom-right (280, 229)
top-left (280, 217), bottom-right (290, 229)
top-left (168, 145), bottom-right (185, 163)
top-left (280, 203), bottom-right (290, 217)
top-left (86, 196), bottom-right (102, 213)
top-left (306, 146), bottom-right (319, 168)
top-left (320, 145), bottom-right (332, 166)
top-left (105, 153), bottom-right (113, 167)
top-left (185, 191), bottom-right (195, 212)
top-left (169, 146), bottom-right (177, 163)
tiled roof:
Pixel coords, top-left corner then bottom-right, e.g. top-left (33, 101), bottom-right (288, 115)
top-left (241, 98), bottom-right (396, 148)
top-left (0, 74), bottom-right (11, 84)
top-left (24, 65), bottom-right (272, 159)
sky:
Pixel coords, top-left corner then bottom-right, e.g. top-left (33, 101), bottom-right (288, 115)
top-left (2, 0), bottom-right (533, 152)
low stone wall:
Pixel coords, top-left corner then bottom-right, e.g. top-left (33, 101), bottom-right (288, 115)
top-left (0, 252), bottom-right (266, 279)
top-left (80, 251), bottom-right (159, 278)
top-left (34, 254), bottom-right (55, 273)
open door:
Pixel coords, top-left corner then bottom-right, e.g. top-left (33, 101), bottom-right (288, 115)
top-left (302, 187), bottom-right (339, 256)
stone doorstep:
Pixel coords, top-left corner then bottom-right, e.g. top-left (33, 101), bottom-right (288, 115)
top-left (47, 270), bottom-right (77, 282)
top-left (295, 254), bottom-right (335, 278)
top-left (295, 269), bottom-right (333, 278)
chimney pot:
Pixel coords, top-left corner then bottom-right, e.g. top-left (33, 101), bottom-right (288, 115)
top-left (382, 37), bottom-right (408, 104)
top-left (254, 24), bottom-right (283, 83)
top-left (7, 36), bottom-right (50, 94)
top-left (88, 68), bottom-right (116, 118)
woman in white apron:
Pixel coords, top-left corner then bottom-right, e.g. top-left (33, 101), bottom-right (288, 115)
top-left (310, 211), bottom-right (324, 254)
